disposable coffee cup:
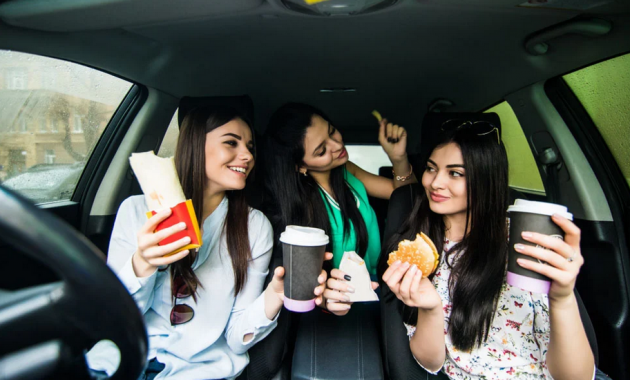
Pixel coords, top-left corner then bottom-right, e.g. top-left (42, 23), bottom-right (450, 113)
top-left (280, 226), bottom-right (329, 312)
top-left (507, 199), bottom-right (573, 293)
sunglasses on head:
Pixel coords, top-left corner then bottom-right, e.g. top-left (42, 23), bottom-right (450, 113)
top-left (440, 119), bottom-right (501, 145)
top-left (171, 274), bottom-right (195, 326)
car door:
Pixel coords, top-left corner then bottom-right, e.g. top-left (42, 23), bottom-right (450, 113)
top-left (0, 49), bottom-right (145, 289)
top-left (544, 52), bottom-right (630, 380)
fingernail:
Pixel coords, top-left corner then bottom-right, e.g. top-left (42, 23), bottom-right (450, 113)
top-left (185, 236), bottom-right (191, 243)
top-left (410, 264), bottom-right (418, 272)
top-left (343, 304), bottom-right (352, 310)
top-left (522, 231), bottom-right (533, 239)
top-left (514, 244), bottom-right (525, 251)
top-left (402, 262), bottom-right (410, 268)
top-left (327, 299), bottom-right (338, 303)
top-left (179, 222), bottom-right (187, 230)
top-left (346, 286), bottom-right (355, 293)
top-left (343, 295), bottom-right (352, 302)
top-left (344, 275), bottom-right (352, 281)
top-left (318, 276), bottom-right (324, 283)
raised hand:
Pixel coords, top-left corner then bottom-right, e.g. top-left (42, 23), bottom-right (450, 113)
top-left (378, 118), bottom-right (408, 163)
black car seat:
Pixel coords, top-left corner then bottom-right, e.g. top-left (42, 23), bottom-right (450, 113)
top-left (378, 111), bottom-right (599, 379)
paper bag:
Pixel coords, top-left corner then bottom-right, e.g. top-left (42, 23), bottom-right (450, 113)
top-left (129, 151), bottom-right (202, 255)
top-left (338, 251), bottom-right (379, 302)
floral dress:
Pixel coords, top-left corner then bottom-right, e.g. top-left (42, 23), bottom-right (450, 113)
top-left (404, 239), bottom-right (554, 379)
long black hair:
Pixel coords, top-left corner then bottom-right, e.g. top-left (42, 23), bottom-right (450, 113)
top-left (378, 127), bottom-right (509, 352)
top-left (175, 106), bottom-right (254, 300)
top-left (262, 103), bottom-right (368, 257)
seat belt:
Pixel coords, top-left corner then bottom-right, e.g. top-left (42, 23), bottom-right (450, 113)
top-left (539, 147), bottom-right (562, 204)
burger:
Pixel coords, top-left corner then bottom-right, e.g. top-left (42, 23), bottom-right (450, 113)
top-left (387, 232), bottom-right (440, 277)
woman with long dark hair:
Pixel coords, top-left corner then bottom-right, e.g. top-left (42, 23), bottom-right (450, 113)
top-left (380, 124), bottom-right (595, 379)
top-left (87, 106), bottom-right (329, 379)
top-left (263, 102), bottom-right (416, 315)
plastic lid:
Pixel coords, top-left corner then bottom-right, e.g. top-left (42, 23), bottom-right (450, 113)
top-left (279, 225), bottom-right (329, 246)
top-left (507, 199), bottom-right (573, 220)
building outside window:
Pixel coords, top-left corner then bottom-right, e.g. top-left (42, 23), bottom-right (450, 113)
top-left (6, 68), bottom-right (28, 90)
top-left (50, 119), bottom-right (59, 133)
top-left (73, 114), bottom-right (83, 133)
top-left (19, 118), bottom-right (27, 133)
top-left (38, 117), bottom-right (47, 133)
top-left (44, 149), bottom-right (56, 164)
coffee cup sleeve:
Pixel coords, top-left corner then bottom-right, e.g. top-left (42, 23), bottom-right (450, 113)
top-left (338, 251), bottom-right (379, 302)
top-left (129, 151), bottom-right (202, 255)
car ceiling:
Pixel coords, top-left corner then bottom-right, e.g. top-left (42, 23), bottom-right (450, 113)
top-left (0, 0), bottom-right (629, 146)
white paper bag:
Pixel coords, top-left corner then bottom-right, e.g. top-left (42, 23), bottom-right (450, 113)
top-left (338, 251), bottom-right (379, 302)
top-left (129, 151), bottom-right (186, 210)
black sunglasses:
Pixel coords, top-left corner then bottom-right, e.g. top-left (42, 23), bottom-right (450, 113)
top-left (440, 119), bottom-right (501, 145)
top-left (171, 275), bottom-right (195, 326)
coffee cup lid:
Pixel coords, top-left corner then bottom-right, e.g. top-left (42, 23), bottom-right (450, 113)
top-left (507, 199), bottom-right (573, 220)
top-left (280, 225), bottom-right (330, 246)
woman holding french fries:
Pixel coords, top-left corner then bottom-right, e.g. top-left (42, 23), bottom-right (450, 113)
top-left (86, 106), bottom-right (330, 380)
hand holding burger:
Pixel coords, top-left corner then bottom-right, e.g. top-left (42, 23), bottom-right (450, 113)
top-left (382, 233), bottom-right (442, 310)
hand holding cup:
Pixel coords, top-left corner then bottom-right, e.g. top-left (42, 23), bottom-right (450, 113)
top-left (514, 214), bottom-right (583, 302)
top-left (268, 252), bottom-right (334, 306)
top-left (132, 208), bottom-right (191, 277)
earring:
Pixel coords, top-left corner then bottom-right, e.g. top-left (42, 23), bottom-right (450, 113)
top-left (299, 168), bottom-right (307, 176)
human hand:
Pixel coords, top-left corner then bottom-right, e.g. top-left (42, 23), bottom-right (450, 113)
top-left (382, 261), bottom-right (441, 310)
top-left (132, 208), bottom-right (191, 277)
top-left (377, 117), bottom-right (408, 163)
top-left (514, 214), bottom-right (583, 303)
top-left (324, 268), bottom-right (379, 316)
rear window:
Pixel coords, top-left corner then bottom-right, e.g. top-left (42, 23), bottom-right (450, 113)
top-left (345, 145), bottom-right (390, 175)
top-left (485, 101), bottom-right (546, 195)
top-left (0, 50), bottom-right (132, 204)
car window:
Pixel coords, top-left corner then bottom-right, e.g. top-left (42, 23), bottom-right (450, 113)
top-left (345, 145), bottom-right (390, 175)
top-left (485, 101), bottom-right (546, 195)
top-left (0, 50), bottom-right (132, 204)
top-left (158, 109), bottom-right (179, 158)
top-left (563, 52), bottom-right (630, 188)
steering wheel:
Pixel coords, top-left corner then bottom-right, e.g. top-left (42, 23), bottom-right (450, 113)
top-left (0, 186), bottom-right (147, 380)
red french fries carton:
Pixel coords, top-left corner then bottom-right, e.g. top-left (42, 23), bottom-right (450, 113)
top-left (146, 199), bottom-right (202, 256)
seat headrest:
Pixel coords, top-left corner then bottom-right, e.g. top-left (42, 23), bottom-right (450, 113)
top-left (419, 111), bottom-right (501, 155)
top-left (178, 95), bottom-right (255, 127)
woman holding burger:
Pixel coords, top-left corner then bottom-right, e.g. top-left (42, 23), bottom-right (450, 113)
top-left (379, 122), bottom-right (597, 379)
